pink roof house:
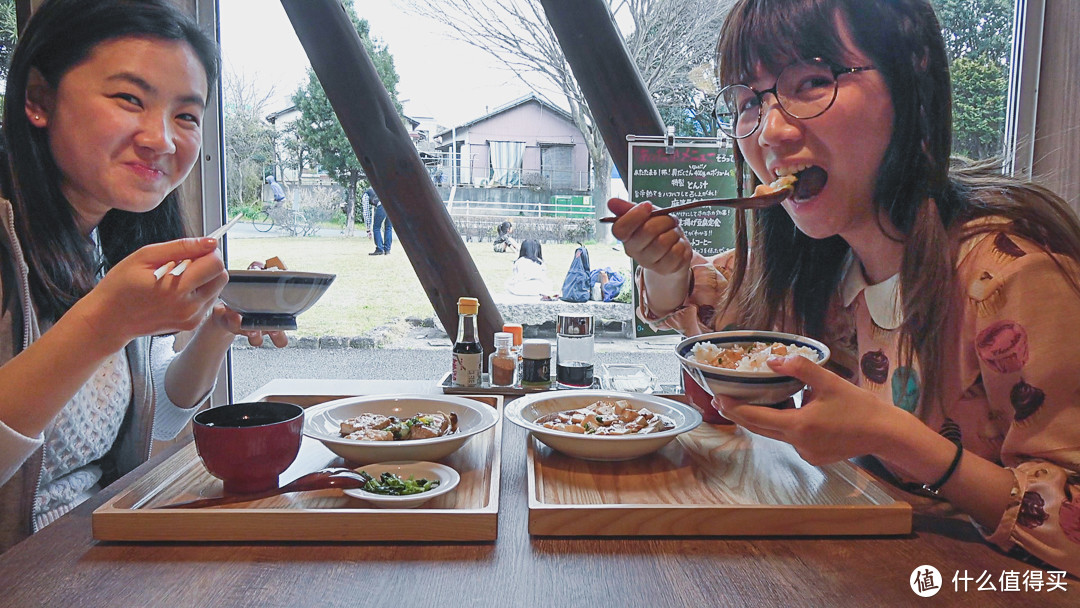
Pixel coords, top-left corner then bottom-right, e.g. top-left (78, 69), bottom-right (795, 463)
top-left (435, 94), bottom-right (590, 191)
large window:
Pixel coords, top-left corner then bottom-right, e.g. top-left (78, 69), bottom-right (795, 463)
top-left (209, 0), bottom-right (1075, 400)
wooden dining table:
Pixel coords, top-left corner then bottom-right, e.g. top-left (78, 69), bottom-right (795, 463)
top-left (0, 379), bottom-right (1070, 607)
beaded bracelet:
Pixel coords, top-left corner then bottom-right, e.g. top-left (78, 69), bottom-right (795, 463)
top-left (921, 440), bottom-right (964, 496)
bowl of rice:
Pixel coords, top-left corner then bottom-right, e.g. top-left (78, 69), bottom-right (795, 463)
top-left (675, 330), bottom-right (830, 406)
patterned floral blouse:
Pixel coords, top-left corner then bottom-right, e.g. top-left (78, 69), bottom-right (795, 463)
top-left (636, 221), bottom-right (1080, 575)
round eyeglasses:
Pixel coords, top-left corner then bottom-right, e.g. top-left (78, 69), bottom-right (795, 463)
top-left (713, 58), bottom-right (876, 139)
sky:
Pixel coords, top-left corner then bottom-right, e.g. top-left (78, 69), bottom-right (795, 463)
top-left (218, 0), bottom-right (536, 129)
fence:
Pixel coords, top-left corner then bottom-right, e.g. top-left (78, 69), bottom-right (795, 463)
top-left (447, 198), bottom-right (595, 244)
top-left (257, 178), bottom-right (597, 243)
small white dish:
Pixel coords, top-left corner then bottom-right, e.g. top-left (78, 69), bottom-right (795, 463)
top-left (676, 330), bottom-right (831, 405)
top-left (505, 390), bottom-right (702, 461)
top-left (343, 461), bottom-right (460, 509)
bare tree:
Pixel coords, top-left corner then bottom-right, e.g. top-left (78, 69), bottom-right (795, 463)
top-left (222, 69), bottom-right (277, 211)
top-left (401, 0), bottom-right (729, 212)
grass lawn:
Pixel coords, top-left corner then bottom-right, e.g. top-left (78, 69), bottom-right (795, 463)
top-left (228, 237), bottom-right (634, 337)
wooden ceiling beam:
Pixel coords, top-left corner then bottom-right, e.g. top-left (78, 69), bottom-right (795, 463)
top-left (539, 0), bottom-right (666, 186)
top-left (280, 0), bottom-right (504, 357)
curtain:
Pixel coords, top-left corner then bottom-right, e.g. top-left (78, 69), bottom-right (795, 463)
top-left (488, 141), bottom-right (525, 186)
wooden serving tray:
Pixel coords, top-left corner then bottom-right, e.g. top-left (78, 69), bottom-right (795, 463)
top-left (527, 397), bottom-right (911, 537)
top-left (92, 395), bottom-right (502, 542)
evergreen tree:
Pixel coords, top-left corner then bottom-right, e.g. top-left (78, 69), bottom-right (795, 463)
top-left (291, 2), bottom-right (402, 235)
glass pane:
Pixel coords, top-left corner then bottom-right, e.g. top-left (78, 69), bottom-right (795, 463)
top-left (217, 1), bottom-right (671, 398)
top-left (932, 0), bottom-right (1014, 159)
top-left (216, 1), bottom-right (1017, 398)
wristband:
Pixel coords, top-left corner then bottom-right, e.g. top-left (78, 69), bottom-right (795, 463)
top-left (921, 440), bottom-right (963, 496)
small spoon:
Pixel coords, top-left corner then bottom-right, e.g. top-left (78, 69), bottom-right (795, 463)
top-left (599, 187), bottom-right (790, 224)
top-left (158, 467), bottom-right (372, 509)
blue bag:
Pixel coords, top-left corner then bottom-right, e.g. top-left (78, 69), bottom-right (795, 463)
top-left (559, 246), bottom-right (592, 303)
top-left (590, 267), bottom-right (625, 302)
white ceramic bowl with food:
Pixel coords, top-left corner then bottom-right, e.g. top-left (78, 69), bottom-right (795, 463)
top-left (343, 461), bottom-right (460, 509)
top-left (676, 330), bottom-right (831, 406)
top-left (304, 394), bottom-right (498, 465)
top-left (220, 269), bottom-right (335, 331)
top-left (505, 390), bottom-right (702, 461)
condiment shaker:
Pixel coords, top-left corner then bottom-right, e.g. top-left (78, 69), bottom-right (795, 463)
top-left (488, 332), bottom-right (518, 387)
top-left (521, 339), bottom-right (552, 387)
top-left (556, 313), bottom-right (594, 388)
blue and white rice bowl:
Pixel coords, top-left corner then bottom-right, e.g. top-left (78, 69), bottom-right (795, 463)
top-left (676, 330), bottom-right (831, 406)
top-left (221, 269), bottom-right (335, 330)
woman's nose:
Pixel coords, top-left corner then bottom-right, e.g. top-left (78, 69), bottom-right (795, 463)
top-left (134, 113), bottom-right (177, 154)
top-left (756, 95), bottom-right (801, 147)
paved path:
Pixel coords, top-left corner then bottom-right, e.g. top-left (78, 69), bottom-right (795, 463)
top-left (230, 334), bottom-right (685, 400)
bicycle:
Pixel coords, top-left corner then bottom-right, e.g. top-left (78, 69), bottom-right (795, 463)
top-left (250, 202), bottom-right (318, 236)
top-left (250, 202), bottom-right (278, 233)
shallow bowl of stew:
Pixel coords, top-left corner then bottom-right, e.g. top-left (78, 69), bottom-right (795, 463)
top-left (303, 394), bottom-right (499, 465)
top-left (504, 390), bottom-right (702, 461)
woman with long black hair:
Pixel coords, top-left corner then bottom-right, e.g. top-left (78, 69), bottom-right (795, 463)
top-left (0, 0), bottom-right (284, 551)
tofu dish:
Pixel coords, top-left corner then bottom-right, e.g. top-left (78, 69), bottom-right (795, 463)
top-left (339, 411), bottom-right (459, 441)
top-left (535, 399), bottom-right (674, 435)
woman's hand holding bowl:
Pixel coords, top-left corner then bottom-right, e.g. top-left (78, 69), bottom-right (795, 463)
top-left (712, 354), bottom-right (901, 466)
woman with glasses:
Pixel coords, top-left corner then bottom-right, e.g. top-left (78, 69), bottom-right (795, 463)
top-left (609, 0), bottom-right (1080, 573)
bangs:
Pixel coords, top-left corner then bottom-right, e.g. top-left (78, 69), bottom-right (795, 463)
top-left (717, 0), bottom-right (853, 85)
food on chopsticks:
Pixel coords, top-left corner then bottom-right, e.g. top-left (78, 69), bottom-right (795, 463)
top-left (690, 341), bottom-right (820, 372)
top-left (247, 256), bottom-right (288, 270)
top-left (753, 173), bottom-right (797, 197)
top-left (357, 471), bottom-right (440, 495)
top-left (536, 399), bottom-right (674, 435)
top-left (339, 411), bottom-right (458, 441)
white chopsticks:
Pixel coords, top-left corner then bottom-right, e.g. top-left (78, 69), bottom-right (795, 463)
top-left (154, 213), bottom-right (243, 280)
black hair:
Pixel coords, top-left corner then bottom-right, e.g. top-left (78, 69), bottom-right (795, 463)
top-left (2, 0), bottom-right (219, 321)
top-left (497, 220), bottom-right (513, 237)
top-left (518, 239), bottom-right (543, 265)
top-left (715, 0), bottom-right (1080, 411)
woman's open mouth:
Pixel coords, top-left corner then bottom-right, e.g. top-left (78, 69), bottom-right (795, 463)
top-left (791, 166), bottom-right (828, 203)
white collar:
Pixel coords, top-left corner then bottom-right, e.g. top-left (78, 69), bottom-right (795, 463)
top-left (839, 251), bottom-right (904, 330)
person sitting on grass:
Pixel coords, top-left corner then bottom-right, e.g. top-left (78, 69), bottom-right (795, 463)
top-left (506, 239), bottom-right (555, 298)
top-left (493, 220), bottom-right (518, 253)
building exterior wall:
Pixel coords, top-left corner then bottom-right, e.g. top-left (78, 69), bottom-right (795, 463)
top-left (446, 100), bottom-right (589, 189)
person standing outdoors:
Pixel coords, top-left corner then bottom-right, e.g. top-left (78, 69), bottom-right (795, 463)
top-left (366, 185), bottom-right (392, 255)
top-left (360, 185), bottom-right (373, 238)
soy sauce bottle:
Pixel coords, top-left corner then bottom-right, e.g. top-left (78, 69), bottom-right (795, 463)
top-left (451, 297), bottom-right (483, 387)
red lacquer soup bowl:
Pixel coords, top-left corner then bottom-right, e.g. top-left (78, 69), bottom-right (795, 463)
top-left (193, 401), bottom-right (304, 494)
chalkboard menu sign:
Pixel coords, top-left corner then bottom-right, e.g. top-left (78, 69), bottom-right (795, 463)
top-left (627, 138), bottom-right (737, 338)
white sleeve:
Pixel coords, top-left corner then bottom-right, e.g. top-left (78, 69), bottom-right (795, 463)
top-left (0, 419), bottom-right (43, 486)
top-left (151, 335), bottom-right (207, 441)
